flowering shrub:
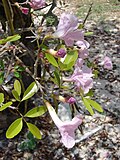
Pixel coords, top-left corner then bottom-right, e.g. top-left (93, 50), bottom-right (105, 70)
top-left (0, 0), bottom-right (113, 149)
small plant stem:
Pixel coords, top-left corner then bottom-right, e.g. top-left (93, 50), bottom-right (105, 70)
top-left (52, 94), bottom-right (58, 113)
top-left (2, 0), bottom-right (14, 34)
top-left (33, 55), bottom-right (39, 78)
top-left (33, 38), bottom-right (41, 79)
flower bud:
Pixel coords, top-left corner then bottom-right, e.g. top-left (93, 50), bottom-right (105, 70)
top-left (20, 7), bottom-right (29, 15)
top-left (56, 48), bottom-right (66, 58)
top-left (67, 97), bottom-right (76, 104)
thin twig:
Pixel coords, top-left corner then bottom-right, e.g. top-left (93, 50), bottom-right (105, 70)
top-left (33, 55), bottom-right (39, 78)
top-left (83, 3), bottom-right (93, 25)
top-left (11, 50), bottom-right (44, 93)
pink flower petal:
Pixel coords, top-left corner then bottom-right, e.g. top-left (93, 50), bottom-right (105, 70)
top-left (46, 101), bottom-right (82, 148)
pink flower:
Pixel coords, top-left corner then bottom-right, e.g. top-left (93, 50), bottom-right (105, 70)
top-left (45, 101), bottom-right (82, 148)
top-left (20, 7), bottom-right (29, 15)
top-left (72, 65), bottom-right (93, 94)
top-left (29, 0), bottom-right (46, 9)
top-left (101, 56), bottom-right (113, 70)
top-left (75, 58), bottom-right (84, 68)
top-left (64, 60), bottom-right (93, 94)
top-left (53, 13), bottom-right (84, 46)
top-left (76, 40), bottom-right (90, 59)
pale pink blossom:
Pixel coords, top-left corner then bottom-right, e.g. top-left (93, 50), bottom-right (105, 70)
top-left (64, 60), bottom-right (93, 94)
top-left (53, 13), bottom-right (84, 46)
top-left (29, 0), bottom-right (46, 9)
top-left (71, 65), bottom-right (93, 94)
top-left (76, 40), bottom-right (90, 59)
top-left (45, 101), bottom-right (82, 148)
top-left (101, 56), bottom-right (113, 70)
top-left (75, 58), bottom-right (84, 68)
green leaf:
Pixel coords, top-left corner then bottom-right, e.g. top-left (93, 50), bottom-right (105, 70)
top-left (26, 123), bottom-right (42, 139)
top-left (93, 70), bottom-right (99, 78)
top-left (83, 97), bottom-right (94, 115)
top-left (24, 106), bottom-right (47, 118)
top-left (6, 118), bottom-right (23, 138)
top-left (63, 50), bottom-right (78, 66)
top-left (85, 89), bottom-right (94, 97)
top-left (78, 23), bottom-right (84, 29)
top-left (22, 82), bottom-right (38, 101)
top-left (58, 60), bottom-right (67, 70)
top-left (14, 80), bottom-right (21, 96)
top-left (0, 34), bottom-right (21, 45)
top-left (65, 61), bottom-right (75, 70)
top-left (58, 60), bottom-right (75, 71)
top-left (85, 32), bottom-right (93, 36)
top-left (0, 93), bottom-right (4, 104)
top-left (45, 53), bottom-right (58, 67)
top-left (53, 70), bottom-right (61, 87)
top-left (12, 90), bottom-right (20, 101)
top-left (0, 101), bottom-right (12, 111)
top-left (0, 60), bottom-right (4, 70)
top-left (14, 71), bottom-right (21, 78)
top-left (14, 66), bottom-right (25, 72)
top-left (87, 99), bottom-right (103, 113)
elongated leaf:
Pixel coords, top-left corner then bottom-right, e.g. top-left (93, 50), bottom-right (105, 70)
top-left (45, 53), bottom-right (58, 67)
top-left (65, 61), bottom-right (75, 70)
top-left (58, 60), bottom-right (67, 70)
top-left (12, 90), bottom-right (20, 101)
top-left (0, 93), bottom-right (4, 104)
top-left (53, 70), bottom-right (61, 87)
top-left (0, 34), bottom-right (21, 45)
top-left (83, 97), bottom-right (94, 115)
top-left (14, 80), bottom-right (21, 96)
top-left (22, 82), bottom-right (38, 101)
top-left (24, 106), bottom-right (47, 118)
top-left (0, 101), bottom-right (12, 111)
top-left (58, 60), bottom-right (74, 71)
top-left (87, 99), bottom-right (103, 112)
top-left (6, 118), bottom-right (23, 138)
top-left (63, 50), bottom-right (78, 65)
top-left (26, 123), bottom-right (42, 139)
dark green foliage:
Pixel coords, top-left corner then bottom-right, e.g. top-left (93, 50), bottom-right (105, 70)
top-left (17, 132), bottom-right (37, 151)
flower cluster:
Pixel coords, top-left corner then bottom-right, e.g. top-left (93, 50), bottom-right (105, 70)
top-left (54, 13), bottom-right (93, 94)
top-left (46, 13), bottom-right (113, 148)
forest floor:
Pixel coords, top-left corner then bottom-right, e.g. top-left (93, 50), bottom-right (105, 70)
top-left (0, 0), bottom-right (120, 160)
